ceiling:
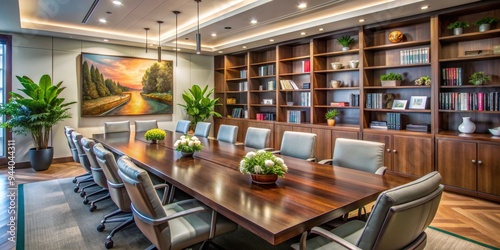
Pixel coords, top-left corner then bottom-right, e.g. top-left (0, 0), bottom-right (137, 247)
top-left (0, 0), bottom-right (481, 55)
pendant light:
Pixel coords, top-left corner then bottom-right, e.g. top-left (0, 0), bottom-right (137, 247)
top-left (157, 20), bottom-right (163, 62)
top-left (144, 28), bottom-right (149, 53)
top-left (194, 0), bottom-right (201, 54)
top-left (173, 11), bottom-right (180, 66)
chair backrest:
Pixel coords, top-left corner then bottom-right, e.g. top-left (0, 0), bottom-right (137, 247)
top-left (194, 122), bottom-right (211, 138)
top-left (280, 131), bottom-right (316, 160)
top-left (71, 131), bottom-right (91, 172)
top-left (135, 120), bottom-right (158, 132)
top-left (244, 127), bottom-right (271, 149)
top-left (93, 143), bottom-right (131, 211)
top-left (357, 171), bottom-right (444, 250)
top-left (81, 137), bottom-right (108, 188)
top-left (217, 124), bottom-right (239, 144)
top-left (175, 120), bottom-right (191, 134)
top-left (105, 120), bottom-right (130, 133)
top-left (332, 138), bottom-right (385, 174)
top-left (64, 126), bottom-right (79, 163)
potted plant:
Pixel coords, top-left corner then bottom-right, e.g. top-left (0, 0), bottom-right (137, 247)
top-left (474, 17), bottom-right (497, 32)
top-left (325, 109), bottom-right (340, 126)
top-left (174, 135), bottom-right (203, 157)
top-left (337, 35), bottom-right (356, 51)
top-left (239, 149), bottom-right (287, 184)
top-left (468, 71), bottom-right (491, 85)
top-left (0, 75), bottom-right (76, 171)
top-left (178, 85), bottom-right (222, 130)
top-left (415, 76), bottom-right (431, 86)
top-left (380, 73), bottom-right (403, 86)
top-left (447, 21), bottom-right (469, 35)
top-left (144, 128), bottom-right (166, 144)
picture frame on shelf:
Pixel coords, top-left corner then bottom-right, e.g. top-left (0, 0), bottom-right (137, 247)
top-left (262, 99), bottom-right (273, 105)
top-left (391, 99), bottom-right (408, 110)
top-left (409, 96), bottom-right (427, 109)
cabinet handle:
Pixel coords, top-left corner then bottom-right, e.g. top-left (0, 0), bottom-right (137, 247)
top-left (472, 160), bottom-right (476, 164)
top-left (392, 149), bottom-right (397, 153)
top-left (386, 149), bottom-right (391, 153)
top-left (478, 160), bottom-right (483, 165)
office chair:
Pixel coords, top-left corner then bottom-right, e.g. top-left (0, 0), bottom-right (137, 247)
top-left (105, 121), bottom-right (130, 133)
top-left (242, 127), bottom-right (271, 149)
top-left (194, 121), bottom-right (211, 138)
top-left (81, 137), bottom-right (111, 212)
top-left (273, 131), bottom-right (316, 161)
top-left (64, 126), bottom-right (79, 163)
top-left (216, 124), bottom-right (239, 144)
top-left (117, 156), bottom-right (238, 250)
top-left (135, 120), bottom-right (158, 132)
top-left (175, 120), bottom-right (191, 134)
top-left (71, 131), bottom-right (97, 194)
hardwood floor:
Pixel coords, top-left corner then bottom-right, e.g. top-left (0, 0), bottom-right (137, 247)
top-left (0, 163), bottom-right (499, 249)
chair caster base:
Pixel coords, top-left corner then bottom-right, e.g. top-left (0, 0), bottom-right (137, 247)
top-left (83, 198), bottom-right (89, 205)
top-left (73, 187), bottom-right (79, 193)
top-left (105, 239), bottom-right (113, 249)
top-left (97, 224), bottom-right (105, 232)
top-left (80, 191), bottom-right (86, 197)
top-left (89, 204), bottom-right (97, 212)
top-left (72, 178), bottom-right (77, 183)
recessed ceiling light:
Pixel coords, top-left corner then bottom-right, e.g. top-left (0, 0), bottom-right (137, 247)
top-left (242, 46), bottom-right (247, 49)
top-left (300, 32), bottom-right (306, 35)
top-left (211, 33), bottom-right (217, 37)
top-left (112, 1), bottom-right (122, 5)
top-left (319, 28), bottom-right (324, 31)
top-left (103, 39), bottom-right (108, 42)
top-left (269, 39), bottom-right (274, 42)
top-left (218, 51), bottom-right (223, 53)
top-left (421, 5), bottom-right (429, 10)
top-left (359, 19), bottom-right (365, 23)
top-left (99, 18), bottom-right (107, 23)
top-left (298, 3), bottom-right (307, 9)
top-left (250, 19), bottom-right (257, 24)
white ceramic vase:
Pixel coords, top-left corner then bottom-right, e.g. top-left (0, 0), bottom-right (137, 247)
top-left (458, 117), bottom-right (476, 133)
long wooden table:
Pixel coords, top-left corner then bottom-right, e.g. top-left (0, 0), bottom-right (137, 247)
top-left (93, 131), bottom-right (392, 245)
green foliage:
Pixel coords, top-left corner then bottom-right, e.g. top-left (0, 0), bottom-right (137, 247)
top-left (447, 21), bottom-right (469, 29)
top-left (177, 85), bottom-right (221, 129)
top-left (469, 71), bottom-right (491, 85)
top-left (380, 73), bottom-right (403, 81)
top-left (144, 128), bottom-right (166, 141)
top-left (337, 35), bottom-right (356, 47)
top-left (141, 61), bottom-right (173, 94)
top-left (239, 150), bottom-right (288, 177)
top-left (174, 135), bottom-right (204, 153)
top-left (415, 76), bottom-right (431, 86)
top-left (474, 17), bottom-right (497, 26)
top-left (325, 109), bottom-right (340, 119)
top-left (0, 75), bottom-right (76, 149)
top-left (82, 62), bottom-right (127, 100)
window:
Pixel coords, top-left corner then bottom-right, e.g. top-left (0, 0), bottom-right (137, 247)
top-left (0, 35), bottom-right (12, 166)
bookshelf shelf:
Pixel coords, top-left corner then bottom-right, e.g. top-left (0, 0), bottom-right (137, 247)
top-left (315, 105), bottom-right (359, 109)
top-left (364, 40), bottom-right (431, 51)
top-left (314, 87), bottom-right (359, 90)
top-left (314, 68), bottom-right (359, 73)
top-left (364, 63), bottom-right (431, 70)
top-left (279, 55), bottom-right (310, 62)
top-left (250, 61), bottom-right (276, 66)
top-left (364, 85), bottom-right (431, 89)
top-left (228, 65), bottom-right (247, 69)
top-left (226, 77), bottom-right (247, 81)
top-left (279, 72), bottom-right (310, 76)
top-left (250, 75), bottom-right (276, 79)
top-left (364, 108), bottom-right (431, 113)
top-left (439, 54), bottom-right (500, 62)
top-left (439, 29), bottom-right (500, 43)
top-left (314, 49), bottom-right (360, 57)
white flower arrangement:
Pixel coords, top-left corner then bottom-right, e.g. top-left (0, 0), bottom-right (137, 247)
top-left (174, 135), bottom-right (203, 153)
top-left (239, 150), bottom-right (288, 177)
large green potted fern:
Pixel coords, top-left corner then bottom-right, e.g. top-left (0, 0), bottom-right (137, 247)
top-left (0, 75), bottom-right (76, 170)
top-left (178, 85), bottom-right (221, 130)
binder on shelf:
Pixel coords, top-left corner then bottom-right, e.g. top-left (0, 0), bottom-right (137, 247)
top-left (240, 69), bottom-right (247, 78)
top-left (238, 81), bottom-right (248, 91)
top-left (286, 110), bottom-right (306, 124)
top-left (267, 80), bottom-right (276, 90)
top-left (302, 60), bottom-right (310, 72)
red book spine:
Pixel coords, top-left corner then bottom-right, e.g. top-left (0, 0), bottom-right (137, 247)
top-left (478, 93), bottom-right (484, 111)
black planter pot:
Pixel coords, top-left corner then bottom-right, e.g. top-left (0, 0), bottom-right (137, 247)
top-left (29, 147), bottom-right (54, 171)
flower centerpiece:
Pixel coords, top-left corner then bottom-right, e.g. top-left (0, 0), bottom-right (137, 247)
top-left (144, 128), bottom-right (166, 143)
top-left (239, 150), bottom-right (288, 184)
top-left (174, 135), bottom-right (203, 157)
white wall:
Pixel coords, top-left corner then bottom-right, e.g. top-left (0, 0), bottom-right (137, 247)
top-left (11, 34), bottom-right (214, 163)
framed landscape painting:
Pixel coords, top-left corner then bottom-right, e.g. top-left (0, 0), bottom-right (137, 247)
top-left (81, 53), bottom-right (173, 116)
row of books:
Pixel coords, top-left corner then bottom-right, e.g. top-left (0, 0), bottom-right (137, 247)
top-left (231, 108), bottom-right (247, 118)
top-left (256, 112), bottom-right (276, 121)
top-left (238, 81), bottom-right (248, 91)
top-left (369, 121), bottom-right (388, 129)
top-left (365, 93), bottom-right (395, 109)
top-left (300, 92), bottom-right (311, 106)
top-left (400, 47), bottom-right (430, 65)
top-left (330, 102), bottom-right (350, 107)
top-left (239, 69), bottom-right (247, 78)
top-left (280, 79), bottom-right (300, 90)
top-left (441, 67), bottom-right (463, 86)
top-left (439, 92), bottom-right (500, 111)
top-left (386, 113), bottom-right (406, 130)
top-left (258, 65), bottom-right (275, 76)
top-left (287, 110), bottom-right (306, 124)
top-left (261, 80), bottom-right (276, 90)
top-left (350, 93), bottom-right (360, 107)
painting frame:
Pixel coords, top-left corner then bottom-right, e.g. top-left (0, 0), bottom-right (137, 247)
top-left (80, 53), bottom-right (174, 117)
top-left (409, 96), bottom-right (427, 110)
top-left (391, 99), bottom-right (408, 110)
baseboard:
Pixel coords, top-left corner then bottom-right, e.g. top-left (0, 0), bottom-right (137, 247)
top-left (0, 156), bottom-right (74, 169)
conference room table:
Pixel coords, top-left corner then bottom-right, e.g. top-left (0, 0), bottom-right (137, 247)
top-left (93, 131), bottom-right (393, 245)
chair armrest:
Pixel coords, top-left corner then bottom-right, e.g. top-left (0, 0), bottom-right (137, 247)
top-left (107, 181), bottom-right (124, 189)
top-left (270, 150), bottom-right (281, 154)
top-left (375, 166), bottom-right (387, 175)
top-left (131, 199), bottom-right (206, 226)
top-left (318, 159), bottom-right (333, 165)
top-left (154, 183), bottom-right (170, 205)
top-left (234, 142), bottom-right (244, 146)
top-left (207, 136), bottom-right (216, 140)
top-left (301, 227), bottom-right (361, 250)
top-left (262, 148), bottom-right (275, 151)
top-left (306, 157), bottom-right (316, 162)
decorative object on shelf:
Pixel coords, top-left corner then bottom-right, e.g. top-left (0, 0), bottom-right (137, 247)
top-left (302, 83), bottom-right (310, 89)
top-left (349, 60), bottom-right (359, 68)
top-left (287, 101), bottom-right (294, 106)
top-left (226, 97), bottom-right (236, 104)
top-left (331, 62), bottom-right (343, 70)
top-left (474, 17), bottom-right (497, 32)
top-left (239, 150), bottom-right (288, 184)
top-left (391, 100), bottom-right (407, 110)
top-left (494, 45), bottom-right (500, 54)
top-left (388, 30), bottom-right (404, 43)
top-left (415, 76), bottom-right (431, 86)
top-left (178, 85), bottom-right (221, 130)
top-left (325, 109), bottom-right (340, 126)
top-left (380, 73), bottom-right (403, 86)
top-left (458, 117), bottom-right (476, 134)
top-left (468, 71), bottom-right (491, 85)
top-left (337, 35), bottom-right (356, 51)
top-left (383, 93), bottom-right (395, 109)
top-left (489, 127), bottom-right (500, 136)
top-left (262, 99), bottom-right (273, 105)
top-left (409, 96), bottom-right (428, 109)
top-left (174, 135), bottom-right (203, 157)
top-left (144, 128), bottom-right (166, 144)
top-left (0, 75), bottom-right (76, 171)
top-left (330, 80), bottom-right (341, 88)
top-left (462, 49), bottom-right (493, 57)
top-left (447, 21), bottom-right (469, 35)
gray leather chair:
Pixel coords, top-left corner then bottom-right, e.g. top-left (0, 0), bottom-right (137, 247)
top-left (175, 120), bottom-right (191, 134)
top-left (135, 120), bottom-right (158, 132)
top-left (72, 131), bottom-right (97, 194)
top-left (243, 127), bottom-right (271, 149)
top-left (319, 138), bottom-right (387, 175)
top-left (273, 131), bottom-right (316, 161)
top-left (216, 124), bottom-right (239, 144)
top-left (194, 122), bottom-right (211, 138)
top-left (105, 121), bottom-right (130, 133)
top-left (81, 137), bottom-right (110, 211)
top-left (93, 143), bottom-right (135, 249)
top-left (64, 126), bottom-right (79, 163)
top-left (292, 171), bottom-right (444, 250)
top-left (117, 156), bottom-right (238, 250)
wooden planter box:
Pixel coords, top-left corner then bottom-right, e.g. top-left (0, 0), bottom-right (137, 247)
top-left (381, 80), bottom-right (401, 86)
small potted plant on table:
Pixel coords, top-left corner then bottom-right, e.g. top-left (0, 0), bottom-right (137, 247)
top-left (144, 128), bottom-right (166, 144)
top-left (337, 35), bottom-right (356, 51)
top-left (447, 21), bottom-right (469, 35)
top-left (474, 17), bottom-right (497, 32)
top-left (380, 73), bottom-right (403, 86)
top-left (239, 150), bottom-right (288, 184)
top-left (325, 109), bottom-right (340, 126)
top-left (174, 135), bottom-right (203, 157)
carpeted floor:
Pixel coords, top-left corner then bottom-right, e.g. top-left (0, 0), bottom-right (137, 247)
top-left (17, 178), bottom-right (497, 250)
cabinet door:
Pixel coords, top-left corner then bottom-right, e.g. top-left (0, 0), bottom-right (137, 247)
top-left (437, 140), bottom-right (476, 190)
top-left (362, 133), bottom-right (392, 170)
top-left (312, 128), bottom-right (332, 161)
top-left (274, 124), bottom-right (290, 150)
top-left (477, 143), bottom-right (500, 196)
top-left (393, 135), bottom-right (433, 176)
